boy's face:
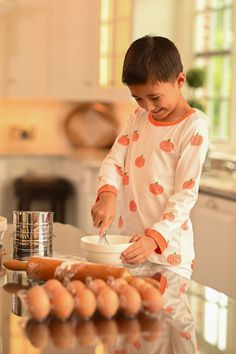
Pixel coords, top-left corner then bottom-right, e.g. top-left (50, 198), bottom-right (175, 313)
top-left (128, 73), bottom-right (187, 122)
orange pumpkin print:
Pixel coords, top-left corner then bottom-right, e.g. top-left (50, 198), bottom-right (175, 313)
top-left (179, 283), bottom-right (187, 294)
top-left (135, 155), bottom-right (145, 167)
top-left (118, 216), bottom-right (123, 228)
top-left (163, 305), bottom-right (174, 314)
top-left (132, 130), bottom-right (139, 142)
top-left (183, 178), bottom-right (195, 189)
top-left (159, 139), bottom-right (174, 152)
top-left (167, 253), bottom-right (181, 265)
top-left (114, 164), bottom-right (123, 176)
top-left (181, 220), bottom-right (189, 230)
top-left (149, 182), bottom-right (164, 195)
top-left (162, 212), bottom-right (175, 221)
top-left (129, 200), bottom-right (137, 212)
top-left (180, 331), bottom-right (191, 340)
top-left (118, 135), bottom-right (130, 145)
top-left (191, 132), bottom-right (203, 146)
top-left (123, 173), bottom-right (129, 185)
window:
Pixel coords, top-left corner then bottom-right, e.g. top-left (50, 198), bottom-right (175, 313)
top-left (193, 0), bottom-right (234, 144)
top-left (99, 0), bottom-right (132, 88)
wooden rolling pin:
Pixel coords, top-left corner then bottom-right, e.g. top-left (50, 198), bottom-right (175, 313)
top-left (3, 256), bottom-right (132, 282)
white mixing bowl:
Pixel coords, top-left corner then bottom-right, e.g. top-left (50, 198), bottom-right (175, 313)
top-left (80, 235), bottom-right (133, 265)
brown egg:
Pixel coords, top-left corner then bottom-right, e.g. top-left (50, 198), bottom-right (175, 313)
top-left (25, 319), bottom-right (49, 348)
top-left (67, 280), bottom-right (85, 296)
top-left (26, 285), bottom-right (51, 321)
top-left (139, 284), bottom-right (163, 314)
top-left (109, 278), bottom-right (128, 292)
top-left (130, 277), bottom-right (146, 291)
top-left (49, 319), bottom-right (75, 348)
top-left (50, 288), bottom-right (74, 320)
top-left (138, 312), bottom-right (162, 341)
top-left (75, 320), bottom-right (97, 346)
top-left (118, 284), bottom-right (142, 317)
top-left (97, 286), bottom-right (119, 318)
top-left (43, 279), bottom-right (63, 297)
top-left (87, 278), bottom-right (107, 295)
top-left (74, 287), bottom-right (96, 319)
top-left (95, 318), bottom-right (118, 346)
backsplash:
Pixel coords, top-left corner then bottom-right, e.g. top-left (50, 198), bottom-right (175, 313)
top-left (0, 99), bottom-right (134, 155)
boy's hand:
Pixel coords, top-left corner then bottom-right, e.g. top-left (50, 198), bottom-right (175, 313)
top-left (121, 234), bottom-right (157, 264)
top-left (91, 192), bottom-right (116, 236)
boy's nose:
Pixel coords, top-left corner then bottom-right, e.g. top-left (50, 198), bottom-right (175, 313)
top-left (143, 100), bottom-right (155, 112)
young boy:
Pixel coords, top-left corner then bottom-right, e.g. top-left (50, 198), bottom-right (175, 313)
top-left (91, 35), bottom-right (209, 279)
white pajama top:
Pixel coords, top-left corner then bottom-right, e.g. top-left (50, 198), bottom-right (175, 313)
top-left (97, 108), bottom-right (209, 278)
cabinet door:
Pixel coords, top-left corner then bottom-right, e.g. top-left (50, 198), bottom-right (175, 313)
top-left (3, 0), bottom-right (50, 97)
top-left (191, 193), bottom-right (236, 298)
top-left (51, 0), bottom-right (99, 100)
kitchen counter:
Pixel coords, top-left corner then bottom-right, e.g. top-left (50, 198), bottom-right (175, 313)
top-left (1, 223), bottom-right (236, 354)
top-left (200, 170), bottom-right (236, 201)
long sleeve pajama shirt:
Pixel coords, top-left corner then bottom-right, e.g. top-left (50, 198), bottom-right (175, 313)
top-left (97, 107), bottom-right (209, 278)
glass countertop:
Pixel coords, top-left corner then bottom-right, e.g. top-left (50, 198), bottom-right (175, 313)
top-left (0, 223), bottom-right (235, 354)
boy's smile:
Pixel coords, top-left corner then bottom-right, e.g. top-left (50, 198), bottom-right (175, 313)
top-left (128, 74), bottom-right (191, 123)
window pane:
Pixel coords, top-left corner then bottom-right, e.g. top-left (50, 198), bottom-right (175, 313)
top-left (193, 0), bottom-right (233, 143)
top-left (194, 14), bottom-right (205, 52)
top-left (196, 0), bottom-right (207, 10)
top-left (210, 9), bottom-right (224, 50)
top-left (101, 0), bottom-right (114, 21)
top-left (99, 56), bottom-right (112, 86)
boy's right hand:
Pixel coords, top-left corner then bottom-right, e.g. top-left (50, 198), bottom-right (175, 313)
top-left (91, 192), bottom-right (116, 236)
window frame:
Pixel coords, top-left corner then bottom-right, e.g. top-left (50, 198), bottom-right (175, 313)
top-left (178, 0), bottom-right (236, 154)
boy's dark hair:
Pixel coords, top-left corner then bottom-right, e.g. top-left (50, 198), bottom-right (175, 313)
top-left (122, 35), bottom-right (183, 85)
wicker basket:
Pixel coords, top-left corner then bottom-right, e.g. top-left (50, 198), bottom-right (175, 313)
top-left (64, 103), bottom-right (119, 148)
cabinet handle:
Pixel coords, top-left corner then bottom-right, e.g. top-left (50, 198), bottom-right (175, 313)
top-left (206, 198), bottom-right (217, 209)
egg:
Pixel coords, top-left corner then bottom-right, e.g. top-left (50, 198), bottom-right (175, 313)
top-left (87, 278), bottom-right (107, 295)
top-left (139, 284), bottom-right (163, 314)
top-left (130, 277), bottom-right (146, 291)
top-left (109, 278), bottom-right (128, 292)
top-left (118, 284), bottom-right (142, 317)
top-left (43, 279), bottom-right (63, 297)
top-left (26, 285), bottom-right (51, 321)
top-left (50, 288), bottom-right (74, 320)
top-left (95, 318), bottom-right (118, 346)
top-left (74, 287), bottom-right (96, 319)
top-left (75, 320), bottom-right (97, 346)
top-left (96, 286), bottom-right (119, 318)
top-left (25, 319), bottom-right (49, 348)
top-left (49, 319), bottom-right (75, 348)
top-left (67, 280), bottom-right (85, 296)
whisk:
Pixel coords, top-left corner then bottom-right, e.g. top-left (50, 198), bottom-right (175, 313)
top-left (98, 230), bottom-right (110, 245)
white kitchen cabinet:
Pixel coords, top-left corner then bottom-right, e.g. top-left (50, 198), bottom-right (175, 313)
top-left (2, 0), bottom-right (50, 97)
top-left (0, 0), bottom-right (132, 100)
top-left (50, 0), bottom-right (99, 101)
top-left (191, 192), bottom-right (236, 298)
top-left (51, 0), bottom-right (132, 101)
top-left (0, 0), bottom-right (180, 100)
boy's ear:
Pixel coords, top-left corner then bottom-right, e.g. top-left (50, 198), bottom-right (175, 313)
top-left (177, 72), bottom-right (185, 88)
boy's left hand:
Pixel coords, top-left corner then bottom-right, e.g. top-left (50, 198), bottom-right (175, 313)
top-left (121, 234), bottom-right (157, 264)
